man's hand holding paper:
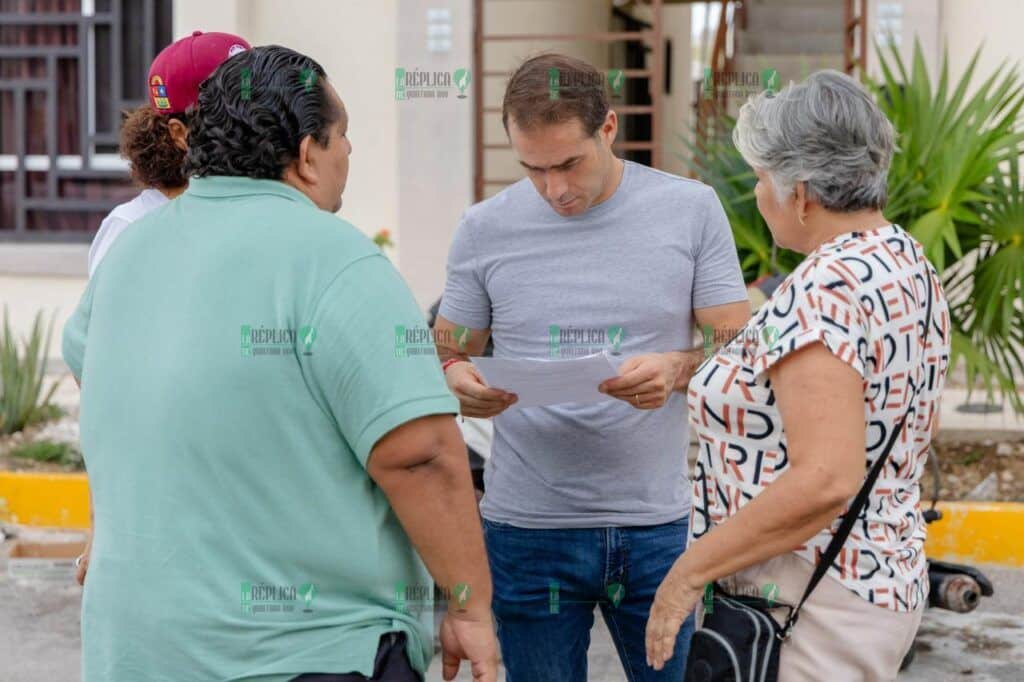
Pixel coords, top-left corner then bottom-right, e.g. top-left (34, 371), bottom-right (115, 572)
top-left (446, 361), bottom-right (519, 418)
top-left (599, 352), bottom-right (686, 410)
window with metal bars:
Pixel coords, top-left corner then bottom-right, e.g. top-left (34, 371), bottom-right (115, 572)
top-left (0, 0), bottom-right (172, 241)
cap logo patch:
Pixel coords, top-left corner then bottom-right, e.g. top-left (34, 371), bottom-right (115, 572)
top-left (150, 75), bottom-right (170, 109)
top-left (228, 43), bottom-right (247, 57)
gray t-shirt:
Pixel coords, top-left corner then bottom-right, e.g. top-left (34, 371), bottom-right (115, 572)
top-left (440, 160), bottom-right (747, 528)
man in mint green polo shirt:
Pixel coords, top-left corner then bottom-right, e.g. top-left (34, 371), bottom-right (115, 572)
top-left (63, 45), bottom-right (497, 682)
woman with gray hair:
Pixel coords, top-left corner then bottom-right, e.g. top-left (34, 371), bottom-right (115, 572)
top-left (644, 70), bottom-right (951, 679)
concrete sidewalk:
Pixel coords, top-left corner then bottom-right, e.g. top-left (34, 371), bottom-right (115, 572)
top-left (2, 530), bottom-right (1021, 681)
top-left (430, 567), bottom-right (1024, 681)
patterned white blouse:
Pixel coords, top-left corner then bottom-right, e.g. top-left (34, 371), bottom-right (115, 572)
top-left (688, 224), bottom-right (950, 612)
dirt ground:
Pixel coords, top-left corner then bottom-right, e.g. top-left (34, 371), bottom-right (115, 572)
top-left (923, 437), bottom-right (1024, 501)
top-left (0, 414), bottom-right (81, 474)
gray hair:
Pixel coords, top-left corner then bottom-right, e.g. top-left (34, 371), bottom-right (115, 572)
top-left (733, 69), bottom-right (895, 212)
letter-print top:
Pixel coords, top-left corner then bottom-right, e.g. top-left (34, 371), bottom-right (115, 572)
top-left (688, 224), bottom-right (950, 612)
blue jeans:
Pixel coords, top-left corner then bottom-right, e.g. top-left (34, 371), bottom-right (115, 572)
top-left (482, 517), bottom-right (694, 682)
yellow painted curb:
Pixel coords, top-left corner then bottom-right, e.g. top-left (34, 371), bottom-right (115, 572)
top-left (0, 472), bottom-right (1022, 567)
top-left (924, 501), bottom-right (1024, 567)
top-left (0, 471), bottom-right (90, 529)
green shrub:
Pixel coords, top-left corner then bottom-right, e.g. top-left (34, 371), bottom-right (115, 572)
top-left (8, 440), bottom-right (83, 468)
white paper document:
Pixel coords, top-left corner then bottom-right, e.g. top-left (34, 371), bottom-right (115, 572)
top-left (470, 351), bottom-right (621, 410)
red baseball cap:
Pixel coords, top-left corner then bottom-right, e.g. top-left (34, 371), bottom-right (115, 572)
top-left (148, 30), bottom-right (250, 115)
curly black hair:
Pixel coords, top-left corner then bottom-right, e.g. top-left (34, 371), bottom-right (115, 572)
top-left (184, 45), bottom-right (341, 179)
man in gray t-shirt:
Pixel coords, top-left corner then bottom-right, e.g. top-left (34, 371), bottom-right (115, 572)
top-left (435, 54), bottom-right (750, 682)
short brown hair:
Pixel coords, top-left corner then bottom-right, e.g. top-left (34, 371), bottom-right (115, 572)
top-left (119, 105), bottom-right (188, 190)
top-left (502, 53), bottom-right (610, 136)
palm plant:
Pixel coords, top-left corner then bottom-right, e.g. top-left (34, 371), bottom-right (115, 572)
top-left (682, 119), bottom-right (803, 282)
top-left (687, 41), bottom-right (1024, 412)
top-left (869, 41), bottom-right (1024, 412)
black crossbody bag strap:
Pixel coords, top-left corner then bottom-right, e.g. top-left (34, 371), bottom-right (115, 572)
top-left (779, 246), bottom-right (934, 640)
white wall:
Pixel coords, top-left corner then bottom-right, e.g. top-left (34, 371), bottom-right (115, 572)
top-left (180, 0), bottom-right (401, 254)
top-left (866, 0), bottom-right (1023, 90)
top-left (173, 0), bottom-right (244, 38)
top-left (865, 0), bottom-right (941, 80)
top-left (396, 0), bottom-right (474, 308)
top-left (941, 0), bottom-right (1024, 90)
top-left (658, 4), bottom-right (691, 178)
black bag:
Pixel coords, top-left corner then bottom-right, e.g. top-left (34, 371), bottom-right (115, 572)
top-left (685, 586), bottom-right (788, 682)
top-left (686, 259), bottom-right (935, 682)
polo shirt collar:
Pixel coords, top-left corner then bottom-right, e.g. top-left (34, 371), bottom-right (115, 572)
top-left (186, 176), bottom-right (317, 208)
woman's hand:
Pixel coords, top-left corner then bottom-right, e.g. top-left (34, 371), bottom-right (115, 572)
top-left (645, 558), bottom-right (705, 671)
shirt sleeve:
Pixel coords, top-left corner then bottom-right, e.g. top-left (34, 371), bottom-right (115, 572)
top-left (87, 213), bottom-right (130, 278)
top-left (62, 277), bottom-right (97, 381)
top-left (303, 254), bottom-right (459, 468)
top-left (438, 212), bottom-right (491, 329)
top-left (751, 259), bottom-right (870, 382)
top-left (692, 186), bottom-right (750, 310)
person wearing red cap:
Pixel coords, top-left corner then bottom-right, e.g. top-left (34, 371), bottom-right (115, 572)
top-left (74, 28), bottom-right (249, 607)
top-left (86, 30), bottom-right (250, 277)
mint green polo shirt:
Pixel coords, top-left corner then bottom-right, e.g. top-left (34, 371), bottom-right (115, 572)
top-left (63, 176), bottom-right (458, 681)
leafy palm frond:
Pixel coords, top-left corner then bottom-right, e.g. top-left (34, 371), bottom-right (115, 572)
top-left (679, 121), bottom-right (803, 282)
top-left (869, 41), bottom-right (1024, 271)
top-left (869, 40), bottom-right (1024, 413)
